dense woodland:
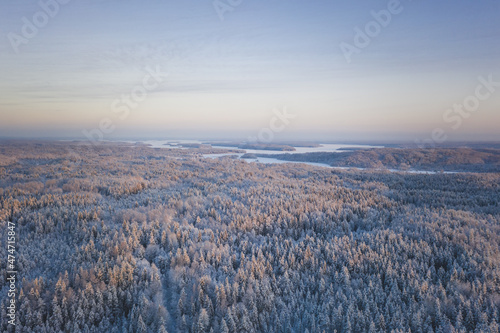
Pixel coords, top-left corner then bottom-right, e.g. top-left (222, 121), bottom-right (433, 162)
top-left (0, 141), bottom-right (499, 333)
top-left (261, 148), bottom-right (500, 173)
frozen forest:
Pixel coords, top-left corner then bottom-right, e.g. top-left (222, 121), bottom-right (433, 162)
top-left (0, 141), bottom-right (499, 333)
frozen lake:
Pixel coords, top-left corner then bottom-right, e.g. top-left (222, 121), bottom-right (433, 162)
top-left (137, 140), bottom-right (378, 171)
top-left (209, 143), bottom-right (383, 155)
top-left (130, 140), bottom-right (456, 174)
top-left (137, 140), bottom-right (380, 167)
top-left (137, 140), bottom-right (382, 154)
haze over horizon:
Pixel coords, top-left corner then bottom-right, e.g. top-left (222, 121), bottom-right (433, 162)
top-left (1, 0), bottom-right (499, 142)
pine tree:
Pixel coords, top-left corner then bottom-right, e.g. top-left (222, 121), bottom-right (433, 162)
top-left (368, 321), bottom-right (377, 333)
top-left (178, 288), bottom-right (186, 318)
top-left (137, 314), bottom-right (147, 333)
top-left (197, 308), bottom-right (210, 333)
top-left (220, 319), bottom-right (229, 333)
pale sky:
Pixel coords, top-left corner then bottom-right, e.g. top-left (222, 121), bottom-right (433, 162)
top-left (0, 0), bottom-right (499, 142)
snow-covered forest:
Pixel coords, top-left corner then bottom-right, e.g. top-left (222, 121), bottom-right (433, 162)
top-left (0, 141), bottom-right (499, 333)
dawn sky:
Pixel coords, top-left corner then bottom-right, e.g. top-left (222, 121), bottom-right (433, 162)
top-left (0, 0), bottom-right (499, 142)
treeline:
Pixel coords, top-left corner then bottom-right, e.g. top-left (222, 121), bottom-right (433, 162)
top-left (260, 148), bottom-right (500, 173)
top-left (0, 142), bottom-right (499, 333)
